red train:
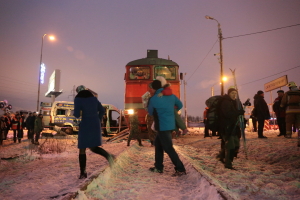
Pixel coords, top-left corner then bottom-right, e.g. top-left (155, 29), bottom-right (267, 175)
top-left (123, 49), bottom-right (182, 132)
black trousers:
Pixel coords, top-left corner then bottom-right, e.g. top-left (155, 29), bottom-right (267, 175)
top-left (252, 117), bottom-right (257, 132)
top-left (154, 130), bottom-right (185, 172)
top-left (257, 119), bottom-right (265, 137)
top-left (277, 117), bottom-right (286, 135)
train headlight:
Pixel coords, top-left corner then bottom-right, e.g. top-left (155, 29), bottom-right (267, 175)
top-left (125, 109), bottom-right (134, 115)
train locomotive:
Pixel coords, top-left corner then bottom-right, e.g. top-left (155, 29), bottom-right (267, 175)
top-left (124, 49), bottom-right (182, 132)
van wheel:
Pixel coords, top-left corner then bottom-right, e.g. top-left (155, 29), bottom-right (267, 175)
top-left (62, 126), bottom-right (73, 135)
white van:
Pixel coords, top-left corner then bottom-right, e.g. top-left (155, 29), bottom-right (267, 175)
top-left (41, 101), bottom-right (123, 134)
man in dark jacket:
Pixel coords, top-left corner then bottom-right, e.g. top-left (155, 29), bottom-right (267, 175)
top-left (148, 80), bottom-right (186, 176)
top-left (253, 90), bottom-right (270, 138)
top-left (218, 87), bottom-right (244, 169)
top-left (26, 113), bottom-right (33, 139)
top-left (273, 90), bottom-right (286, 136)
top-left (29, 112), bottom-right (37, 140)
top-left (280, 81), bottom-right (300, 139)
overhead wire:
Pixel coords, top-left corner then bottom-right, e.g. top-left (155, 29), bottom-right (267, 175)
top-left (223, 23), bottom-right (300, 40)
top-left (187, 23), bottom-right (300, 83)
top-left (187, 39), bottom-right (218, 81)
top-left (240, 66), bottom-right (300, 86)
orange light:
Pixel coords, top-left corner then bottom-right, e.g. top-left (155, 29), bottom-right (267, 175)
top-left (48, 35), bottom-right (55, 41)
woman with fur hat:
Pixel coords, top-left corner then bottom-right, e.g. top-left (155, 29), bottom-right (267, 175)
top-left (74, 85), bottom-right (114, 179)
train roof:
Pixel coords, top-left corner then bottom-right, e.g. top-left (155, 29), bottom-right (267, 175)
top-left (126, 50), bottom-right (179, 66)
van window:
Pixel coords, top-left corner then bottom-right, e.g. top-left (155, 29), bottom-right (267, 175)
top-left (56, 109), bottom-right (66, 115)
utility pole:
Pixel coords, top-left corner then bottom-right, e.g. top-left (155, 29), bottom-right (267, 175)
top-left (183, 73), bottom-right (188, 127)
top-left (68, 85), bottom-right (76, 100)
top-left (205, 15), bottom-right (224, 95)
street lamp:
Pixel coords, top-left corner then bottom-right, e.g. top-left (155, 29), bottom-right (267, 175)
top-left (205, 15), bottom-right (224, 95)
top-left (36, 34), bottom-right (55, 112)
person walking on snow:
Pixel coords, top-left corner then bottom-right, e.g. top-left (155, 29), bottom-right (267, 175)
top-left (127, 109), bottom-right (143, 146)
top-left (74, 85), bottom-right (115, 179)
top-left (218, 87), bottom-right (244, 169)
top-left (147, 80), bottom-right (186, 176)
top-left (155, 76), bottom-right (188, 136)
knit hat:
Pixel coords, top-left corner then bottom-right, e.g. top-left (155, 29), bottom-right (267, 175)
top-left (227, 86), bottom-right (237, 95)
top-left (277, 90), bottom-right (284, 93)
top-left (76, 85), bottom-right (86, 93)
top-left (156, 76), bottom-right (167, 87)
top-left (257, 90), bottom-right (264, 95)
top-left (151, 80), bottom-right (162, 90)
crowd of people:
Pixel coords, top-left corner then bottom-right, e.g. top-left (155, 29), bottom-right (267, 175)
top-left (203, 81), bottom-right (300, 169)
top-left (0, 111), bottom-right (44, 145)
top-left (2, 80), bottom-right (298, 177)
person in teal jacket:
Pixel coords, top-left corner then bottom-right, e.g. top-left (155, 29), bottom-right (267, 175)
top-left (147, 80), bottom-right (186, 177)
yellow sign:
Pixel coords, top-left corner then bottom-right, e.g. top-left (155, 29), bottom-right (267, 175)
top-left (264, 75), bottom-right (288, 92)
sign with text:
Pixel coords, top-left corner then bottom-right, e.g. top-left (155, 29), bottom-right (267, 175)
top-left (264, 75), bottom-right (288, 92)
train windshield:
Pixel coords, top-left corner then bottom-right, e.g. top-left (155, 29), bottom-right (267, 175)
top-left (154, 66), bottom-right (177, 80)
top-left (129, 66), bottom-right (150, 80)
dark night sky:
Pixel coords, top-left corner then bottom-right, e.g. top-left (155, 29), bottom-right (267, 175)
top-left (0, 0), bottom-right (299, 116)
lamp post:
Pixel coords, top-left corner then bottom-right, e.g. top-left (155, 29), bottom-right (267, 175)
top-left (205, 15), bottom-right (224, 95)
top-left (36, 34), bottom-right (55, 112)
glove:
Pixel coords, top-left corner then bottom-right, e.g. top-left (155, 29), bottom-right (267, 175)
top-left (238, 110), bottom-right (245, 116)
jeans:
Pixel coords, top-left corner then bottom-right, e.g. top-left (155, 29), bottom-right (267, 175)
top-left (154, 130), bottom-right (185, 172)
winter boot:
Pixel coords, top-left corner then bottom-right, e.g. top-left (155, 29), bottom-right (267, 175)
top-left (224, 149), bottom-right (233, 169)
top-left (138, 139), bottom-right (143, 146)
top-left (90, 147), bottom-right (115, 167)
top-left (79, 154), bottom-right (87, 179)
top-left (216, 150), bottom-right (225, 164)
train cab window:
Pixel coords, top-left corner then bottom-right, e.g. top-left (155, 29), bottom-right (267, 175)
top-left (129, 66), bottom-right (150, 79)
top-left (154, 66), bottom-right (176, 80)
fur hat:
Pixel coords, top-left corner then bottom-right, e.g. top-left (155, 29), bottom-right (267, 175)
top-left (156, 76), bottom-right (167, 87)
top-left (76, 85), bottom-right (86, 93)
top-left (151, 80), bottom-right (162, 90)
top-left (257, 90), bottom-right (264, 95)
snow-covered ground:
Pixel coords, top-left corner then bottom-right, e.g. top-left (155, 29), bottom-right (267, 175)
top-left (0, 128), bottom-right (299, 200)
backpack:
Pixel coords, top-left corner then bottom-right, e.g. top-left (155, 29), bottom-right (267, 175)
top-left (205, 95), bottom-right (224, 132)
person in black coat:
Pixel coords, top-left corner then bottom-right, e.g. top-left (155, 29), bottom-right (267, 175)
top-left (29, 112), bottom-right (37, 140)
top-left (218, 87), bottom-right (244, 169)
top-left (253, 90), bottom-right (270, 138)
top-left (25, 113), bottom-right (33, 139)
